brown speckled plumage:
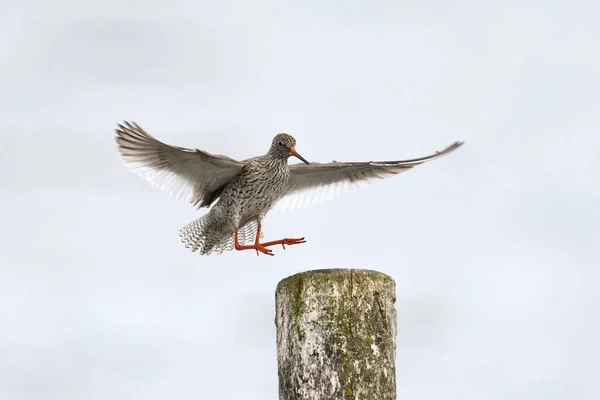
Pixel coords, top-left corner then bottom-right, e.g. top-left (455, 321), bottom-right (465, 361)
top-left (179, 135), bottom-right (296, 254)
top-left (115, 121), bottom-right (464, 255)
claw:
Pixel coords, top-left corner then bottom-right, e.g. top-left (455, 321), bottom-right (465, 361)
top-left (253, 245), bottom-right (273, 256)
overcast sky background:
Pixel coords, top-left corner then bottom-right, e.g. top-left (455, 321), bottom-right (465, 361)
top-left (1, 1), bottom-right (598, 399)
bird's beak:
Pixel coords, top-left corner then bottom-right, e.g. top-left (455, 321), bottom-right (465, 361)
top-left (290, 147), bottom-right (310, 165)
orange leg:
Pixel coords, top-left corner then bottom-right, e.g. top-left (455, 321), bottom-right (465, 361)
top-left (260, 237), bottom-right (306, 249)
top-left (234, 225), bottom-right (273, 256)
top-left (258, 224), bottom-right (306, 249)
top-left (234, 225), bottom-right (306, 256)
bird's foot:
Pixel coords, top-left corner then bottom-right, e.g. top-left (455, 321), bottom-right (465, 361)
top-left (261, 237), bottom-right (306, 249)
top-left (235, 242), bottom-right (274, 256)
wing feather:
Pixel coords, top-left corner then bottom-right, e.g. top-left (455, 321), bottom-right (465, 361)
top-left (274, 141), bottom-right (464, 211)
top-left (115, 121), bottom-right (243, 208)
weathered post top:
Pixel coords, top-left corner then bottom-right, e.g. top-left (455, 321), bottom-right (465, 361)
top-left (275, 268), bottom-right (397, 400)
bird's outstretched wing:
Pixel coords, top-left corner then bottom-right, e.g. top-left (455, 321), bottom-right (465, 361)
top-left (273, 141), bottom-right (464, 211)
top-left (115, 121), bottom-right (243, 208)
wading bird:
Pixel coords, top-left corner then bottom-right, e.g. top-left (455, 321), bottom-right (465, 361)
top-left (115, 122), bottom-right (463, 256)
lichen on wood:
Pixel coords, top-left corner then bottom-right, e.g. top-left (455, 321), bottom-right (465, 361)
top-left (276, 269), bottom-right (397, 400)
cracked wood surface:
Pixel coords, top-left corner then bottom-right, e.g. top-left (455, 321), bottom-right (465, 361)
top-left (275, 269), bottom-right (397, 400)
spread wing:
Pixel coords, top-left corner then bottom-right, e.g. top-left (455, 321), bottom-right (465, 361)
top-left (274, 141), bottom-right (464, 211)
top-left (115, 121), bottom-right (243, 208)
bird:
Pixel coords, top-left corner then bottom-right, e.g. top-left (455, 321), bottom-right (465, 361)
top-left (115, 121), bottom-right (464, 256)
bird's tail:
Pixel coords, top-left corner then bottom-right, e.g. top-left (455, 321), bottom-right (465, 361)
top-left (179, 214), bottom-right (262, 255)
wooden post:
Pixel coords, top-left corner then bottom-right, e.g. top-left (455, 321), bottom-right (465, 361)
top-left (275, 269), bottom-right (397, 400)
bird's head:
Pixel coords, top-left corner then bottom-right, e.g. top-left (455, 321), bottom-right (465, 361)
top-left (269, 133), bottom-right (309, 164)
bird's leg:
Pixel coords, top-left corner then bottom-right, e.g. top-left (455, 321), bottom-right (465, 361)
top-left (260, 236), bottom-right (306, 249)
top-left (234, 226), bottom-right (274, 256)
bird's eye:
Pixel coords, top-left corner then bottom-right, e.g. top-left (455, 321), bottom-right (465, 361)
top-left (277, 140), bottom-right (284, 147)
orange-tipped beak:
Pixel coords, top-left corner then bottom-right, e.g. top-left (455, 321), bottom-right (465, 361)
top-left (290, 147), bottom-right (309, 164)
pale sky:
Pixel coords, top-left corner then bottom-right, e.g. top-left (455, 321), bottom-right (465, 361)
top-left (1, 1), bottom-right (598, 399)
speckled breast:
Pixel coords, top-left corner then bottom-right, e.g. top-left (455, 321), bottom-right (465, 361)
top-left (238, 162), bottom-right (290, 218)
